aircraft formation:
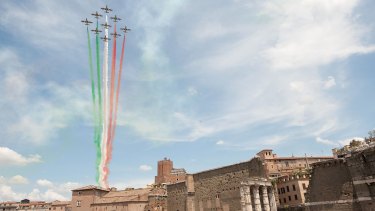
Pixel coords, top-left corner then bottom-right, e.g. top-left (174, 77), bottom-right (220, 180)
top-left (81, 5), bottom-right (130, 188)
top-left (81, 5), bottom-right (131, 40)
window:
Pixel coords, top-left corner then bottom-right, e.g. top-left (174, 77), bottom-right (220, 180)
top-left (288, 196), bottom-right (291, 201)
top-left (76, 201), bottom-right (81, 207)
top-left (286, 186), bottom-right (290, 192)
top-left (295, 195), bottom-right (298, 200)
top-left (302, 183), bottom-right (307, 190)
top-left (293, 185), bottom-right (296, 191)
top-left (283, 198), bottom-right (286, 203)
top-left (278, 189), bottom-right (280, 195)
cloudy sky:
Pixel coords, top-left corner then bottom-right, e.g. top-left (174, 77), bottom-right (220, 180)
top-left (0, 0), bottom-right (374, 201)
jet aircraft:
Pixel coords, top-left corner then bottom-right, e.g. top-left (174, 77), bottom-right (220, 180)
top-left (101, 35), bottom-right (111, 42)
top-left (121, 26), bottom-right (131, 33)
top-left (101, 23), bottom-right (111, 29)
top-left (91, 11), bottom-right (102, 19)
top-left (110, 32), bottom-right (121, 38)
top-left (81, 18), bottom-right (93, 25)
top-left (91, 28), bottom-right (102, 34)
top-left (110, 15), bottom-right (122, 22)
top-left (101, 5), bottom-right (112, 13)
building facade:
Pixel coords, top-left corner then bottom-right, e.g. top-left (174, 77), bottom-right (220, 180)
top-left (70, 185), bottom-right (167, 211)
top-left (276, 173), bottom-right (310, 208)
top-left (167, 157), bottom-right (277, 211)
top-left (256, 149), bottom-right (333, 178)
top-left (155, 158), bottom-right (187, 185)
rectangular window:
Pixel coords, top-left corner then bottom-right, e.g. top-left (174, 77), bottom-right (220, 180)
top-left (288, 196), bottom-right (291, 201)
top-left (77, 201), bottom-right (81, 207)
top-left (283, 198), bottom-right (286, 203)
top-left (295, 195), bottom-right (298, 200)
top-left (293, 184), bottom-right (296, 191)
top-left (278, 189), bottom-right (280, 195)
top-left (286, 186), bottom-right (290, 192)
top-left (302, 183), bottom-right (307, 190)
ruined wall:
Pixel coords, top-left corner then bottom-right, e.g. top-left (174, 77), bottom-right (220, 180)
top-left (305, 146), bottom-right (375, 211)
top-left (166, 158), bottom-right (265, 211)
top-left (167, 182), bottom-right (187, 211)
top-left (346, 146), bottom-right (375, 210)
top-left (306, 159), bottom-right (357, 211)
top-left (192, 157), bottom-right (265, 211)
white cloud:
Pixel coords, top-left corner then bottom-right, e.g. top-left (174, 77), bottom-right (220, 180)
top-left (216, 140), bottom-right (225, 145)
top-left (188, 87), bottom-right (198, 96)
top-left (0, 180), bottom-right (80, 201)
top-left (316, 137), bottom-right (339, 146)
top-left (338, 137), bottom-right (365, 146)
top-left (139, 165), bottom-right (152, 171)
top-left (37, 179), bottom-right (54, 188)
top-left (262, 136), bottom-right (288, 146)
top-left (263, 0), bottom-right (375, 70)
top-left (0, 1), bottom-right (90, 52)
top-left (119, 0), bottom-right (375, 145)
top-left (9, 175), bottom-right (29, 185)
top-left (324, 76), bottom-right (336, 89)
top-left (0, 49), bottom-right (92, 145)
top-left (0, 147), bottom-right (41, 166)
top-left (316, 136), bottom-right (365, 147)
top-left (0, 176), bottom-right (5, 184)
top-left (0, 185), bottom-right (25, 201)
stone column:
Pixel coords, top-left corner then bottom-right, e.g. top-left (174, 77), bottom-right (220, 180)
top-left (261, 186), bottom-right (270, 211)
top-left (268, 187), bottom-right (277, 211)
top-left (240, 186), bottom-right (246, 211)
top-left (244, 185), bottom-right (253, 211)
top-left (252, 185), bottom-right (261, 211)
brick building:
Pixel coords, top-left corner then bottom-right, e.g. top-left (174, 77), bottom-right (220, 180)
top-left (155, 158), bottom-right (187, 184)
top-left (256, 149), bottom-right (333, 178)
top-left (70, 185), bottom-right (167, 211)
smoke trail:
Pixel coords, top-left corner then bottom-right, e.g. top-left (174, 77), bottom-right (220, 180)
top-left (111, 34), bottom-right (126, 144)
top-left (101, 15), bottom-right (110, 188)
top-left (86, 26), bottom-right (101, 185)
top-left (103, 22), bottom-right (117, 184)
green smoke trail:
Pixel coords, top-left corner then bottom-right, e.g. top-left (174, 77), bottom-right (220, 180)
top-left (94, 20), bottom-right (103, 185)
top-left (87, 27), bottom-right (97, 127)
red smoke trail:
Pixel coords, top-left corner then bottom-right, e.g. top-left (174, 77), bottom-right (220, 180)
top-left (111, 34), bottom-right (126, 141)
top-left (103, 22), bottom-right (117, 184)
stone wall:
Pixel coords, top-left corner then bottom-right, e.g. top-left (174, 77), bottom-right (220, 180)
top-left (346, 146), bottom-right (375, 210)
top-left (167, 157), bottom-right (267, 211)
top-left (192, 157), bottom-right (265, 211)
top-left (304, 146), bottom-right (375, 211)
top-left (167, 182), bottom-right (187, 211)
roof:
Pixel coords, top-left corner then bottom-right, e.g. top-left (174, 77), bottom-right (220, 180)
top-left (0, 201), bottom-right (18, 204)
top-left (92, 188), bottom-right (152, 205)
top-left (265, 156), bottom-right (333, 160)
top-left (72, 185), bottom-right (109, 192)
top-left (51, 201), bottom-right (71, 206)
top-left (258, 149), bottom-right (273, 152)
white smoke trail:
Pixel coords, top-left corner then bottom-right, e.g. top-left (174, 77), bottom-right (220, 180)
top-left (100, 15), bottom-right (110, 188)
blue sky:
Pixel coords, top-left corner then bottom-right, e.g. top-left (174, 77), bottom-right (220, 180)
top-left (0, 0), bottom-right (374, 201)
